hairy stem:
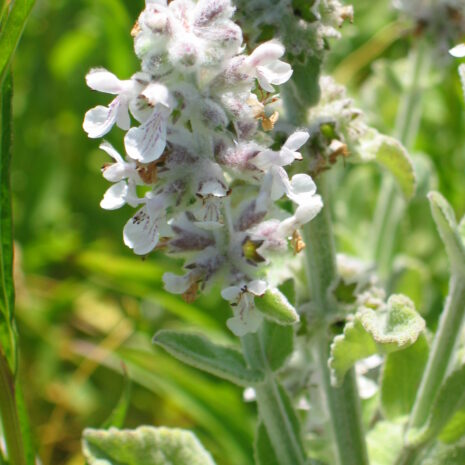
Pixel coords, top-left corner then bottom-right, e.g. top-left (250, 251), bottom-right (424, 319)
top-left (395, 445), bottom-right (421, 465)
top-left (303, 175), bottom-right (370, 465)
top-left (0, 350), bottom-right (26, 465)
top-left (372, 41), bottom-right (429, 281)
top-left (241, 331), bottom-right (306, 465)
top-left (408, 276), bottom-right (465, 430)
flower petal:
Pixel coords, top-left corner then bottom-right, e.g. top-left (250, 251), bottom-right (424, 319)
top-left (100, 181), bottom-right (128, 210)
top-left (248, 41), bottom-right (285, 67)
top-left (257, 60), bottom-right (293, 89)
top-left (86, 69), bottom-right (126, 94)
top-left (284, 131), bottom-right (310, 152)
top-left (142, 83), bottom-right (173, 108)
top-left (450, 44), bottom-right (465, 57)
top-left (289, 174), bottom-right (317, 201)
top-left (123, 206), bottom-right (160, 255)
top-left (293, 197), bottom-right (323, 224)
top-left (124, 107), bottom-right (167, 162)
top-left (221, 286), bottom-right (241, 301)
top-left (248, 280), bottom-right (267, 296)
top-left (116, 100), bottom-right (131, 130)
top-left (227, 307), bottom-right (263, 336)
top-left (270, 166), bottom-right (290, 201)
top-left (252, 148), bottom-right (295, 170)
top-left (100, 141), bottom-right (124, 163)
top-left (163, 272), bottom-right (190, 294)
top-left (83, 102), bottom-right (119, 138)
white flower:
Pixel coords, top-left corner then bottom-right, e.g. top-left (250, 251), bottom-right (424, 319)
top-left (276, 173), bottom-right (324, 236)
top-left (99, 142), bottom-right (141, 210)
top-left (450, 43), bottom-right (465, 57)
top-left (99, 141), bottom-right (139, 183)
top-left (124, 105), bottom-right (170, 163)
top-left (221, 280), bottom-right (267, 336)
top-left (163, 272), bottom-right (193, 294)
top-left (83, 69), bottom-right (139, 138)
top-left (245, 41), bottom-right (293, 92)
top-left (100, 181), bottom-right (130, 210)
top-left (123, 194), bottom-right (168, 255)
top-left (251, 131), bottom-right (309, 170)
top-left (84, 0), bottom-right (325, 333)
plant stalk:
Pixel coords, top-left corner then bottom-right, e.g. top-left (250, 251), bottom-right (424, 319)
top-left (302, 174), bottom-right (370, 465)
top-left (408, 276), bottom-right (465, 430)
top-left (241, 331), bottom-right (306, 465)
top-left (0, 350), bottom-right (26, 465)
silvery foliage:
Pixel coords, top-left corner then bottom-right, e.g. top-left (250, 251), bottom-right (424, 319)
top-left (83, 0), bottom-right (323, 336)
top-left (234, 0), bottom-right (353, 58)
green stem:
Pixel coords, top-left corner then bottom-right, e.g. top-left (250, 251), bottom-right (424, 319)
top-left (315, 334), bottom-right (369, 465)
top-left (371, 41), bottom-right (429, 280)
top-left (241, 331), bottom-right (306, 465)
top-left (395, 445), bottom-right (421, 465)
top-left (302, 175), bottom-right (370, 465)
top-left (0, 350), bottom-right (26, 465)
top-left (408, 276), bottom-right (465, 430)
top-left (303, 176), bottom-right (337, 314)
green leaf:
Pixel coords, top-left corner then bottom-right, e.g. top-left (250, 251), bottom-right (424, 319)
top-left (380, 334), bottom-right (429, 420)
top-left (330, 295), bottom-right (425, 386)
top-left (440, 409), bottom-right (465, 444)
top-left (0, 0), bottom-right (36, 85)
top-left (111, 346), bottom-right (254, 465)
top-left (367, 421), bottom-right (404, 465)
top-left (428, 192), bottom-right (465, 276)
top-left (101, 369), bottom-right (132, 429)
top-left (254, 381), bottom-right (305, 465)
top-left (254, 422), bottom-right (279, 465)
top-left (153, 330), bottom-right (265, 386)
top-left (0, 73), bottom-right (16, 370)
top-left (287, 57), bottom-right (322, 108)
top-left (15, 382), bottom-right (36, 465)
top-left (83, 426), bottom-right (217, 465)
top-left (254, 289), bottom-right (299, 325)
top-left (409, 364), bottom-right (465, 445)
top-left (359, 130), bottom-right (416, 199)
top-left (422, 439), bottom-right (465, 465)
top-left (329, 316), bottom-right (377, 387)
top-left (260, 320), bottom-right (294, 372)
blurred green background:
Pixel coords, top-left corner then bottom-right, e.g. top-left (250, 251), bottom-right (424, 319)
top-left (9, 0), bottom-right (465, 464)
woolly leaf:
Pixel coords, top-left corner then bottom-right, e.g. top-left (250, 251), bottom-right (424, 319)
top-left (260, 320), bottom-right (294, 372)
top-left (153, 330), bottom-right (264, 386)
top-left (329, 316), bottom-right (377, 387)
top-left (367, 421), bottom-right (404, 465)
top-left (255, 288), bottom-right (299, 325)
top-left (83, 426), bottom-right (217, 465)
top-left (359, 130), bottom-right (416, 199)
top-left (330, 295), bottom-right (425, 386)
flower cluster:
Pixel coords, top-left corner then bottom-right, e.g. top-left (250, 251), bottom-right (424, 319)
top-left (234, 0), bottom-right (353, 58)
top-left (394, 0), bottom-right (465, 53)
top-left (84, 0), bottom-right (322, 336)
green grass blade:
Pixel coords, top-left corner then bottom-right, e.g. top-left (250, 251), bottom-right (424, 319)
top-left (0, 72), bottom-right (16, 371)
top-left (0, 0), bottom-right (36, 85)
